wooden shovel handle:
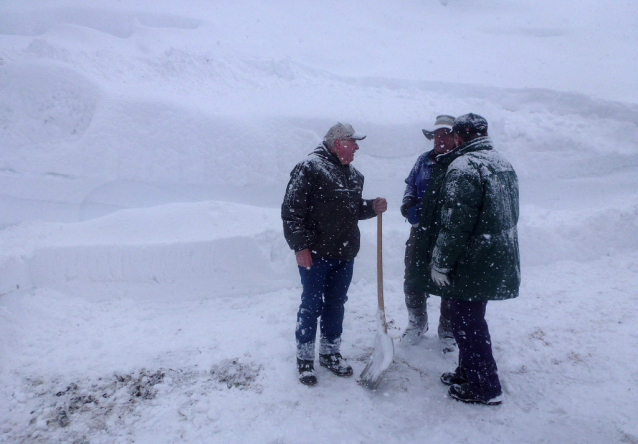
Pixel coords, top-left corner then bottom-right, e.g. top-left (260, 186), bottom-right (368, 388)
top-left (377, 213), bottom-right (387, 333)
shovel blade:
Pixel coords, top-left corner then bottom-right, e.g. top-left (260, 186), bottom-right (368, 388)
top-left (358, 330), bottom-right (394, 390)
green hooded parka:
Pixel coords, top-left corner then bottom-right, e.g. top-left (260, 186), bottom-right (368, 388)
top-left (407, 136), bottom-right (520, 301)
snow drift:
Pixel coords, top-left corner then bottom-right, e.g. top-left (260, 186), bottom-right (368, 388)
top-left (1, 0), bottom-right (637, 443)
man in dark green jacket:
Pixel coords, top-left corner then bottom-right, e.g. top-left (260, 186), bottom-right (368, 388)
top-left (282, 122), bottom-right (387, 386)
top-left (411, 113), bottom-right (520, 405)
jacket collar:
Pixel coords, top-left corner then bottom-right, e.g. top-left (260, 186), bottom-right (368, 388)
top-left (314, 142), bottom-right (348, 167)
top-left (435, 136), bottom-right (493, 165)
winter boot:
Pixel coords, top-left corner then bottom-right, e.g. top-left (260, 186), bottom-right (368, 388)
top-left (448, 383), bottom-right (503, 405)
top-left (400, 308), bottom-right (428, 345)
top-left (439, 336), bottom-right (456, 354)
top-left (440, 366), bottom-right (469, 386)
top-left (297, 358), bottom-right (317, 386)
top-left (319, 353), bottom-right (353, 377)
top-left (438, 307), bottom-right (456, 353)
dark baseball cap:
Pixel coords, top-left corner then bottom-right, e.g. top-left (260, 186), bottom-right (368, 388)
top-left (453, 113), bottom-right (488, 137)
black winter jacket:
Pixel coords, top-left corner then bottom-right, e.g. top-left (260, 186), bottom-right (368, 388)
top-left (282, 143), bottom-right (377, 260)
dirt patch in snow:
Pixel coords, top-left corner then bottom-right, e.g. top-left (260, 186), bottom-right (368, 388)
top-left (210, 358), bottom-right (262, 390)
top-left (4, 359), bottom-right (262, 444)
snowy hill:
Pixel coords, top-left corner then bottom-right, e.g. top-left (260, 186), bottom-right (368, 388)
top-left (1, 1), bottom-right (637, 443)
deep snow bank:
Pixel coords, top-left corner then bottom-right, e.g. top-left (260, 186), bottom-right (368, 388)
top-left (1, 186), bottom-right (636, 301)
top-left (1, 0), bottom-right (637, 305)
top-left (1, 0), bottom-right (637, 225)
top-left (2, 0), bottom-right (637, 102)
top-left (0, 201), bottom-right (296, 297)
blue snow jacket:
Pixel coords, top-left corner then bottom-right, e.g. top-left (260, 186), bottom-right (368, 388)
top-left (401, 149), bottom-right (437, 221)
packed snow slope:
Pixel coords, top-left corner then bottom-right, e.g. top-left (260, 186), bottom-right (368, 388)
top-left (1, 1), bottom-right (638, 443)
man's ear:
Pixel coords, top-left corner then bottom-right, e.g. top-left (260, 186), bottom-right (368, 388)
top-left (331, 139), bottom-right (341, 151)
top-left (454, 133), bottom-right (463, 147)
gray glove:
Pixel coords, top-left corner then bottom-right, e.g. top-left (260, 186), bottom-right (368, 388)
top-left (431, 268), bottom-right (450, 286)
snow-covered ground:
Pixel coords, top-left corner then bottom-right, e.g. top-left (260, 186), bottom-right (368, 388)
top-left (1, 1), bottom-right (637, 443)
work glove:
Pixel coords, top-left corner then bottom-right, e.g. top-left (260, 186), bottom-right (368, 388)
top-left (431, 268), bottom-right (450, 286)
top-left (407, 206), bottom-right (420, 226)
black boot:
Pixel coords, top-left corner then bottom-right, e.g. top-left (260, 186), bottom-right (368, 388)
top-left (440, 366), bottom-right (469, 386)
top-left (319, 353), bottom-right (353, 377)
top-left (297, 358), bottom-right (317, 386)
top-left (448, 383), bottom-right (503, 405)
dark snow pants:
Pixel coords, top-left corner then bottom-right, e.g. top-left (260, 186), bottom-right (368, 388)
top-left (449, 299), bottom-right (502, 396)
top-left (296, 257), bottom-right (354, 361)
top-left (404, 227), bottom-right (453, 338)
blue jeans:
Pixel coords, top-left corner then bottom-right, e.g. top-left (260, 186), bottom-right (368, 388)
top-left (449, 299), bottom-right (502, 396)
top-left (296, 257), bottom-right (354, 360)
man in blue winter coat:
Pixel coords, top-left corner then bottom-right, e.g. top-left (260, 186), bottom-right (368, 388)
top-left (282, 122), bottom-right (387, 386)
top-left (400, 115), bottom-right (456, 350)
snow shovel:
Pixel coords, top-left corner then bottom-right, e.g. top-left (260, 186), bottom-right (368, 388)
top-left (358, 212), bottom-right (394, 390)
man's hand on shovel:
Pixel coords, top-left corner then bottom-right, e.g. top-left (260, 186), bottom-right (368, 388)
top-left (373, 197), bottom-right (387, 214)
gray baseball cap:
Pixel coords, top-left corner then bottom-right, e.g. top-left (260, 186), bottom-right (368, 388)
top-left (324, 122), bottom-right (366, 144)
top-left (422, 115), bottom-right (455, 140)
